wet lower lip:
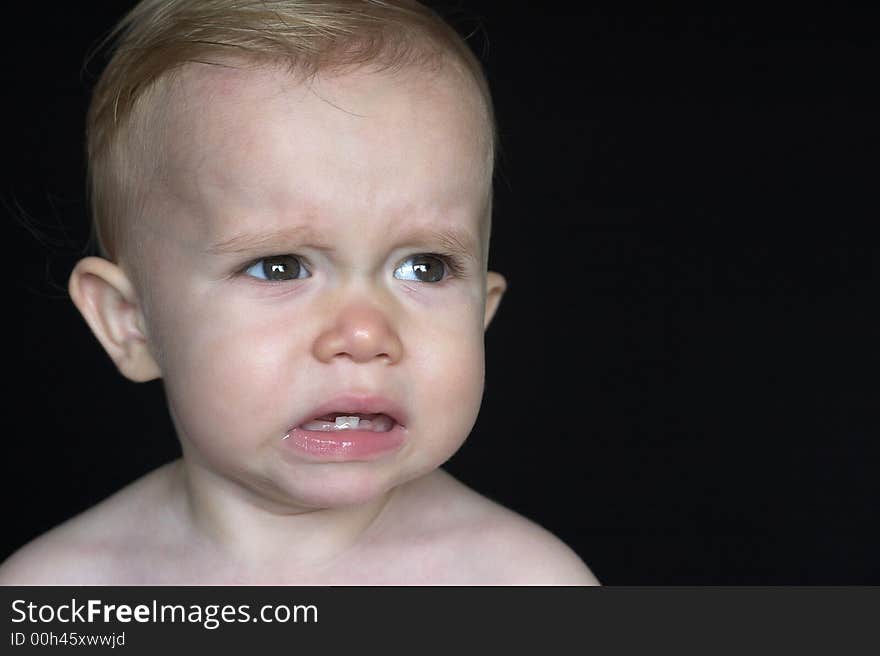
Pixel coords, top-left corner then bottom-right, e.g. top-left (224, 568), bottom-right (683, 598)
top-left (281, 424), bottom-right (406, 462)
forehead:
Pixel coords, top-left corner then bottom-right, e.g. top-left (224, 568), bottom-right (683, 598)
top-left (141, 60), bottom-right (492, 246)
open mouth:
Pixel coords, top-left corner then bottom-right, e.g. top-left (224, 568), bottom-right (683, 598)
top-left (299, 412), bottom-right (396, 433)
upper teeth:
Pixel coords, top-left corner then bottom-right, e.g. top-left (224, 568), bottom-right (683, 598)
top-left (334, 416), bottom-right (360, 429)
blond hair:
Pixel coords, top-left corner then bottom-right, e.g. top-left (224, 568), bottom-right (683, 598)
top-left (86, 0), bottom-right (495, 262)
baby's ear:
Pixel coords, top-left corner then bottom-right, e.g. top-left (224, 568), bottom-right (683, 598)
top-left (483, 271), bottom-right (507, 329)
top-left (68, 257), bottom-right (161, 382)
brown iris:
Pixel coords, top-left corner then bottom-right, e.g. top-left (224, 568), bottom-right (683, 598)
top-left (409, 255), bottom-right (445, 282)
top-left (261, 255), bottom-right (301, 281)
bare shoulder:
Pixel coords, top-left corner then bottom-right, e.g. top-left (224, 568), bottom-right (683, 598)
top-left (0, 461), bottom-right (182, 585)
top-left (0, 529), bottom-right (106, 586)
top-left (390, 470), bottom-right (600, 585)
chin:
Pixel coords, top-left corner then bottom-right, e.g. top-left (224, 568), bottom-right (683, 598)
top-left (269, 461), bottom-right (407, 509)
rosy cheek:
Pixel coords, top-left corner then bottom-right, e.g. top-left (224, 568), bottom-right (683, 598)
top-left (162, 318), bottom-right (286, 443)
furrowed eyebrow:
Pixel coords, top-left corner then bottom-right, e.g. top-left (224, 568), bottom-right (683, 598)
top-left (206, 226), bottom-right (322, 255)
top-left (206, 225), bottom-right (480, 264)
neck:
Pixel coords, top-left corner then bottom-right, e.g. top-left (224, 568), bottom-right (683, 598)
top-left (170, 458), bottom-right (394, 572)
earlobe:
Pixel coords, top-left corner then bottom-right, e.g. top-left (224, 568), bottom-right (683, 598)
top-left (483, 271), bottom-right (507, 330)
top-left (68, 256), bottom-right (161, 382)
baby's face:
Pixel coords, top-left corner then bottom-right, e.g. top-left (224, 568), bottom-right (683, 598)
top-left (127, 62), bottom-right (501, 508)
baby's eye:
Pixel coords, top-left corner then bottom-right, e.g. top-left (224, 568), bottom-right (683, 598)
top-left (393, 254), bottom-right (448, 283)
top-left (243, 255), bottom-right (310, 282)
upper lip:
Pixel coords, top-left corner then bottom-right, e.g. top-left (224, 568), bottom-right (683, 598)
top-left (292, 393), bottom-right (408, 429)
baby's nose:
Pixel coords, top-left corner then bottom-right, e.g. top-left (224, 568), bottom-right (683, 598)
top-left (312, 303), bottom-right (403, 364)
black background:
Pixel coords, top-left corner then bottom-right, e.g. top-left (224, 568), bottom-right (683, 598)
top-left (3, 2), bottom-right (877, 584)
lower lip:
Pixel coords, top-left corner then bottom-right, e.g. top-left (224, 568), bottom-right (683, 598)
top-left (281, 424), bottom-right (407, 462)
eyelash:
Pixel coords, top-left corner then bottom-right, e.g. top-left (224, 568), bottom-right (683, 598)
top-left (237, 251), bottom-right (467, 284)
